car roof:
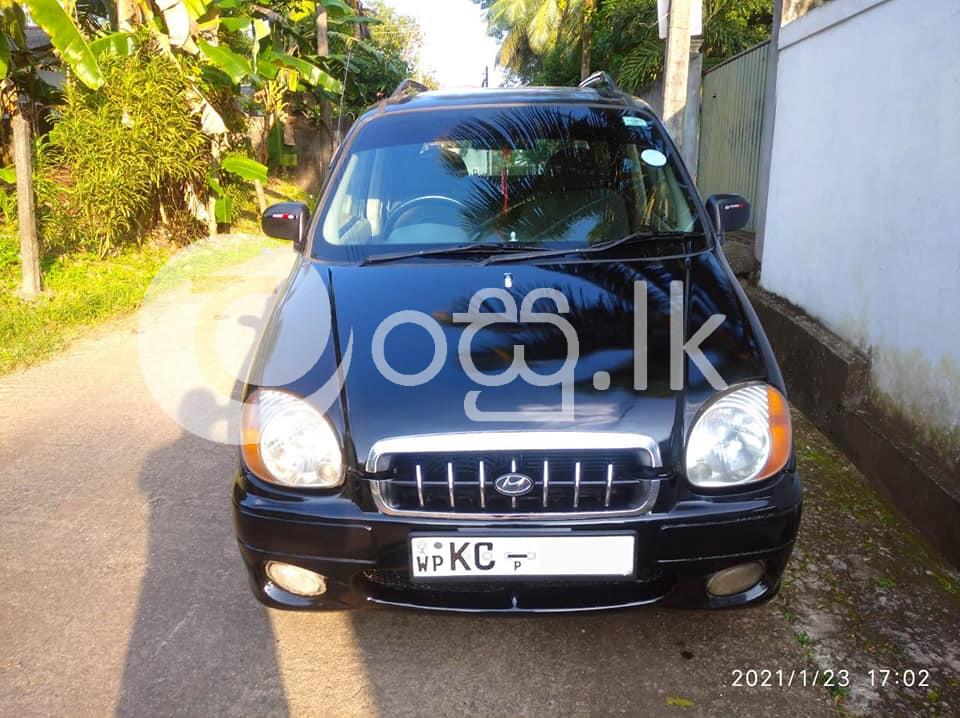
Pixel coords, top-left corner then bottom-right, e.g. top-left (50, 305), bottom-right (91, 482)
top-left (363, 86), bottom-right (654, 118)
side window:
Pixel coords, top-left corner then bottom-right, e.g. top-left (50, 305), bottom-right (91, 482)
top-left (322, 152), bottom-right (375, 244)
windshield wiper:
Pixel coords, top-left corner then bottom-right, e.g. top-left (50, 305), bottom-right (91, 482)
top-left (482, 231), bottom-right (705, 265)
top-left (360, 242), bottom-right (550, 266)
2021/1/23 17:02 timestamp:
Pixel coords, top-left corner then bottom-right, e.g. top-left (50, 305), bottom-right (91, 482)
top-left (729, 668), bottom-right (934, 689)
top-left (869, 669), bottom-right (931, 687)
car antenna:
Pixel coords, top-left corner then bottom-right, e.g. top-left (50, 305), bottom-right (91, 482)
top-left (336, 38), bottom-right (356, 142)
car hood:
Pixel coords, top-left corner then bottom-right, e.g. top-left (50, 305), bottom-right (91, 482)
top-left (253, 251), bottom-right (771, 469)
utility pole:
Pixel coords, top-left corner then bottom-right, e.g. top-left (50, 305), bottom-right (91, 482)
top-left (12, 105), bottom-right (41, 299)
top-left (482, 66), bottom-right (489, 87)
top-left (662, 0), bottom-right (692, 146)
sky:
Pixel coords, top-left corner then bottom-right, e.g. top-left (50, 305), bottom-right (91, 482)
top-left (379, 0), bottom-right (506, 89)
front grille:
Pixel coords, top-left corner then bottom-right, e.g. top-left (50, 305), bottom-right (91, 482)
top-left (366, 432), bottom-right (666, 519)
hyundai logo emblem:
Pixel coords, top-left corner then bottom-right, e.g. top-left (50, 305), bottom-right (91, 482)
top-left (494, 472), bottom-right (535, 497)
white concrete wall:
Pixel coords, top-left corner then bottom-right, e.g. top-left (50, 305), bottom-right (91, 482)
top-left (760, 0), bottom-right (960, 443)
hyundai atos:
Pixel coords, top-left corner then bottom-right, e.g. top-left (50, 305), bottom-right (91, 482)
top-left (234, 75), bottom-right (800, 612)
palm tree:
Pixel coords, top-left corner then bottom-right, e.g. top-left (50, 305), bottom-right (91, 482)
top-left (491, 0), bottom-right (596, 81)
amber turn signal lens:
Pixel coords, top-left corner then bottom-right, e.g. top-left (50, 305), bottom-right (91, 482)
top-left (240, 392), bottom-right (274, 482)
top-left (758, 386), bottom-right (792, 479)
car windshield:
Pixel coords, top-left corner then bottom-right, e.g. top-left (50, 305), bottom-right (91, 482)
top-left (311, 103), bottom-right (704, 262)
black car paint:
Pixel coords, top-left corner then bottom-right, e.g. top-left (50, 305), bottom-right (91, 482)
top-left (233, 87), bottom-right (800, 612)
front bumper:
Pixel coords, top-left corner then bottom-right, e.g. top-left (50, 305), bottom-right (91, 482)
top-left (233, 469), bottom-right (801, 612)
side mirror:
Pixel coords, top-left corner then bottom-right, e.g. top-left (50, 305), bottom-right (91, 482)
top-left (262, 202), bottom-right (310, 248)
top-left (705, 194), bottom-right (751, 233)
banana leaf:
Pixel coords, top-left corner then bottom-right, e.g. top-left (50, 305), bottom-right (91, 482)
top-left (253, 18), bottom-right (270, 40)
top-left (267, 123), bottom-right (297, 169)
top-left (183, 0), bottom-right (210, 20)
top-left (89, 32), bottom-right (137, 58)
top-left (207, 172), bottom-right (225, 197)
top-left (321, 0), bottom-right (353, 16)
top-left (0, 34), bottom-right (9, 78)
top-left (222, 155), bottom-right (269, 183)
top-left (220, 15), bottom-right (252, 32)
top-left (198, 40), bottom-right (251, 84)
top-left (214, 195), bottom-right (233, 224)
top-left (269, 51), bottom-right (343, 93)
top-left (24, 0), bottom-right (104, 89)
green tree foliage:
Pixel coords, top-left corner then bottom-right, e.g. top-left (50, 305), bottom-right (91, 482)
top-left (37, 43), bottom-right (209, 255)
top-left (482, 0), bottom-right (772, 93)
top-left (488, 0), bottom-right (596, 81)
top-left (291, 0), bottom-right (433, 127)
top-left (339, 1), bottom-right (433, 120)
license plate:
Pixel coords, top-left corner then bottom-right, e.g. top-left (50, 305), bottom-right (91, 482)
top-left (409, 534), bottom-right (635, 579)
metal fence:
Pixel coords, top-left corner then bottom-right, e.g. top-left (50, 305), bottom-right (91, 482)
top-left (697, 41), bottom-right (770, 232)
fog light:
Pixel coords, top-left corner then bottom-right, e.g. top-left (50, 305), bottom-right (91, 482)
top-left (706, 561), bottom-right (764, 597)
top-left (265, 561), bottom-right (327, 597)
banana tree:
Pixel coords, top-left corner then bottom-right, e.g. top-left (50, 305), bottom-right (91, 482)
top-left (159, 0), bottom-right (345, 173)
top-left (4, 0), bottom-right (349, 255)
top-left (1, 0), bottom-right (106, 297)
top-left (89, 0), bottom-right (344, 231)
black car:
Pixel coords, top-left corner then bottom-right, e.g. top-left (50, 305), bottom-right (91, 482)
top-left (234, 75), bottom-right (799, 612)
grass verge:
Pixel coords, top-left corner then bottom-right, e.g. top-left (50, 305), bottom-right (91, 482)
top-left (0, 233), bottom-right (283, 376)
top-left (0, 178), bottom-right (309, 376)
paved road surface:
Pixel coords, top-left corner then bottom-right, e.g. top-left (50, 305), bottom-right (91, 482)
top-left (1, 240), bottom-right (940, 717)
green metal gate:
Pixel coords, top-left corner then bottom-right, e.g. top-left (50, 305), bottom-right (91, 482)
top-left (697, 41), bottom-right (769, 232)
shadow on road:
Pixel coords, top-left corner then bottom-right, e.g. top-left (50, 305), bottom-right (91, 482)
top-left (345, 600), bottom-right (829, 716)
top-left (116, 389), bottom-right (288, 716)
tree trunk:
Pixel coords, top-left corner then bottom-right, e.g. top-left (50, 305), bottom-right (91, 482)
top-left (316, 7), bottom-right (329, 55)
top-left (580, 26), bottom-right (592, 80)
top-left (12, 112), bottom-right (42, 299)
top-left (316, 4), bottom-right (336, 181)
top-left (580, 0), bottom-right (595, 81)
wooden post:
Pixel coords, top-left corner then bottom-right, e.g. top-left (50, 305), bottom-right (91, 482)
top-left (253, 179), bottom-right (267, 213)
top-left (12, 112), bottom-right (42, 299)
top-left (207, 196), bottom-right (218, 237)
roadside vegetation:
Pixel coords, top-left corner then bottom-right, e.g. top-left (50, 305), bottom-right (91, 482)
top-left (478, 0), bottom-right (772, 88)
top-left (0, 189), bottom-right (292, 374)
top-left (0, 0), bottom-right (426, 375)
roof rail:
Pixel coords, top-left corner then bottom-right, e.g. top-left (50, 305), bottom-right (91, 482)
top-left (578, 71), bottom-right (621, 94)
top-left (389, 79), bottom-right (429, 100)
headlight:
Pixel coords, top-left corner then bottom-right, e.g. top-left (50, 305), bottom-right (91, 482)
top-left (685, 383), bottom-right (792, 488)
top-left (241, 389), bottom-right (344, 488)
